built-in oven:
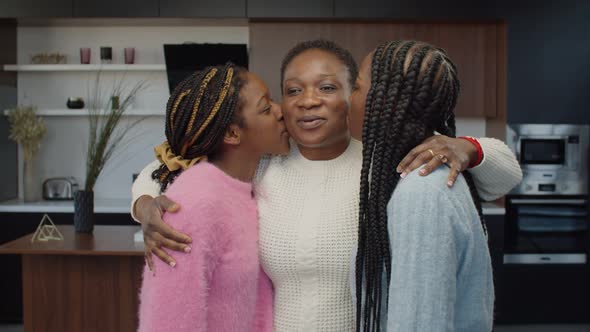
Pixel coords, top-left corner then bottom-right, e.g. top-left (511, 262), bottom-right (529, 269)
top-left (498, 124), bottom-right (590, 324)
top-left (504, 197), bottom-right (588, 265)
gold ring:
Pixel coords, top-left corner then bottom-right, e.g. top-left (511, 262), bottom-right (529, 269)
top-left (427, 149), bottom-right (435, 157)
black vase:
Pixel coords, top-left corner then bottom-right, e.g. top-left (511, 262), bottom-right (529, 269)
top-left (74, 190), bottom-right (94, 233)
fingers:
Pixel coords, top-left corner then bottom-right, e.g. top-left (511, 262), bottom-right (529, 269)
top-left (418, 154), bottom-right (445, 176)
top-left (156, 221), bottom-right (193, 245)
top-left (447, 162), bottom-right (461, 187)
top-left (397, 146), bottom-right (423, 175)
top-left (159, 236), bottom-right (192, 254)
top-left (401, 150), bottom-right (435, 178)
top-left (145, 251), bottom-right (155, 274)
top-left (152, 246), bottom-right (177, 268)
top-left (154, 195), bottom-right (180, 213)
top-left (397, 136), bottom-right (448, 176)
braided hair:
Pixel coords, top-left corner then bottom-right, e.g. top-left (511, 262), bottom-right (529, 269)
top-left (355, 41), bottom-right (486, 331)
top-left (280, 39), bottom-right (358, 93)
top-left (152, 63), bottom-right (247, 192)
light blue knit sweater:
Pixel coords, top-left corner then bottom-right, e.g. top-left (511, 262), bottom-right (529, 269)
top-left (354, 167), bottom-right (494, 331)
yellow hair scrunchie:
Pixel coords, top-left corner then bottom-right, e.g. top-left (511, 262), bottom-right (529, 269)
top-left (154, 141), bottom-right (207, 172)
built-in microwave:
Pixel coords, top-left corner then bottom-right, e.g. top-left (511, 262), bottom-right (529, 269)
top-left (507, 124), bottom-right (589, 195)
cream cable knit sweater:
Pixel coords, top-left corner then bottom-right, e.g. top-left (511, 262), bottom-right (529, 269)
top-left (131, 137), bottom-right (522, 332)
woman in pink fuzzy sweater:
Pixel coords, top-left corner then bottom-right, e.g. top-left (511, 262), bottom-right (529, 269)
top-left (137, 63), bottom-right (290, 332)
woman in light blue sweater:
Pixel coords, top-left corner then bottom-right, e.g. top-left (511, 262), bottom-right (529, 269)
top-left (353, 41), bottom-right (497, 331)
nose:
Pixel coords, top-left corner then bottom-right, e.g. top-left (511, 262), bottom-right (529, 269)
top-left (271, 102), bottom-right (284, 121)
top-left (297, 89), bottom-right (321, 109)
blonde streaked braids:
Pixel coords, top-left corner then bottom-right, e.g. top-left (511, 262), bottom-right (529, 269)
top-left (152, 63), bottom-right (247, 192)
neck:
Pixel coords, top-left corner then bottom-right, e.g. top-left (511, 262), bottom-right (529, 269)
top-left (297, 134), bottom-right (351, 161)
top-left (210, 148), bottom-right (261, 183)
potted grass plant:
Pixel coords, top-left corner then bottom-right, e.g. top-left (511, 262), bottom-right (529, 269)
top-left (75, 74), bottom-right (148, 233)
top-left (7, 106), bottom-right (46, 202)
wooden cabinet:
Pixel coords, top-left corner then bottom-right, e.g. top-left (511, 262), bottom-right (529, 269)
top-left (0, 212), bottom-right (136, 323)
top-left (0, 0), bottom-right (72, 17)
top-left (159, 0), bottom-right (246, 18)
top-left (250, 22), bottom-right (504, 118)
top-left (73, 0), bottom-right (158, 17)
top-left (247, 0), bottom-right (333, 18)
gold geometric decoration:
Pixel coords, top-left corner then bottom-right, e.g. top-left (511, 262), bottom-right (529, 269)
top-left (31, 214), bottom-right (64, 243)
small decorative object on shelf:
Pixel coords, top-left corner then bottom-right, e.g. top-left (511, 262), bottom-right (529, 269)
top-left (111, 95), bottom-right (120, 110)
top-left (75, 73), bottom-right (148, 233)
top-left (80, 47), bottom-right (91, 64)
top-left (31, 214), bottom-right (64, 243)
top-left (124, 47), bottom-right (135, 64)
top-left (30, 52), bottom-right (67, 64)
top-left (66, 97), bottom-right (85, 109)
top-left (7, 106), bottom-right (47, 202)
top-left (100, 46), bottom-right (112, 64)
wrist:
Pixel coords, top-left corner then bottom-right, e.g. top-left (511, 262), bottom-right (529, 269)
top-left (134, 195), bottom-right (154, 223)
top-left (458, 136), bottom-right (484, 168)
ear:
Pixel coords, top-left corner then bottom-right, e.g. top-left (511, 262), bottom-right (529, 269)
top-left (223, 123), bottom-right (242, 146)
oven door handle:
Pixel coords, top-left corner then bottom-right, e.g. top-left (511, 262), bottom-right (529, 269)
top-left (504, 253), bottom-right (587, 265)
top-left (510, 198), bottom-right (588, 205)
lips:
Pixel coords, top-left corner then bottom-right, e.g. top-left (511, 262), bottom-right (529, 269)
top-left (297, 115), bottom-right (327, 130)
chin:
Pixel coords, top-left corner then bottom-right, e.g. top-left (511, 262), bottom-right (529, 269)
top-left (291, 132), bottom-right (328, 148)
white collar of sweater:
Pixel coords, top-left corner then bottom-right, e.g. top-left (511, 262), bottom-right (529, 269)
top-left (287, 138), bottom-right (362, 174)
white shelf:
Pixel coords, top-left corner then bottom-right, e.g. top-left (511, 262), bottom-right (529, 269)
top-left (3, 64), bottom-right (166, 72)
top-left (3, 109), bottom-right (164, 116)
top-left (0, 198), bottom-right (132, 214)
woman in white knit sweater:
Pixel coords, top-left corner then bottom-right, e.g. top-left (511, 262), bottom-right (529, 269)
top-left (132, 40), bottom-right (521, 331)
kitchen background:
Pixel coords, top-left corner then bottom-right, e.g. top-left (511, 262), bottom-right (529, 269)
top-left (0, 0), bottom-right (589, 331)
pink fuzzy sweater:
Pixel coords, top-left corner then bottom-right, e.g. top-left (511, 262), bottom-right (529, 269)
top-left (138, 162), bottom-right (273, 332)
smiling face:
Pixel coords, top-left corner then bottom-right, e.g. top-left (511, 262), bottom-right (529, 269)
top-left (281, 49), bottom-right (352, 156)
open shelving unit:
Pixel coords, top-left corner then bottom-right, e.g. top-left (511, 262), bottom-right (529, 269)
top-left (3, 108), bottom-right (164, 116)
top-left (3, 64), bottom-right (166, 72)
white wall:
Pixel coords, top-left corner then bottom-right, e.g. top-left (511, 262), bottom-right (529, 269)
top-left (15, 21), bottom-right (486, 200)
top-left (16, 23), bottom-right (249, 200)
top-left (455, 118), bottom-right (486, 138)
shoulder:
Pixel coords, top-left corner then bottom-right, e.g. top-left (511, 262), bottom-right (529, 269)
top-left (163, 164), bottom-right (231, 229)
top-left (393, 166), bottom-right (473, 206)
top-left (389, 167), bottom-right (477, 231)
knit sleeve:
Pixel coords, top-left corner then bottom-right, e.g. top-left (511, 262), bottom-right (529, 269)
top-left (386, 171), bottom-right (467, 331)
top-left (468, 137), bottom-right (523, 201)
top-left (138, 203), bottom-right (222, 332)
top-left (130, 159), bottom-right (163, 222)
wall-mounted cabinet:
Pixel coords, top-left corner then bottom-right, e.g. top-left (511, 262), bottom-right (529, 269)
top-left (250, 22), bottom-right (504, 118)
top-left (73, 0), bottom-right (158, 17)
top-left (0, 0), bottom-right (73, 18)
top-left (159, 0), bottom-right (246, 18)
top-left (247, 0), bottom-right (333, 18)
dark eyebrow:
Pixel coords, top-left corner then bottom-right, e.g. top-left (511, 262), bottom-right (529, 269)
top-left (256, 92), bottom-right (270, 107)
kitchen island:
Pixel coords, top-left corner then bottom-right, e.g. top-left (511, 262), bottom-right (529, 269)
top-left (0, 225), bottom-right (144, 332)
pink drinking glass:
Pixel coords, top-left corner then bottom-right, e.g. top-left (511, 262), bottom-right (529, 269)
top-left (80, 48), bottom-right (91, 64)
top-left (124, 47), bottom-right (135, 64)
